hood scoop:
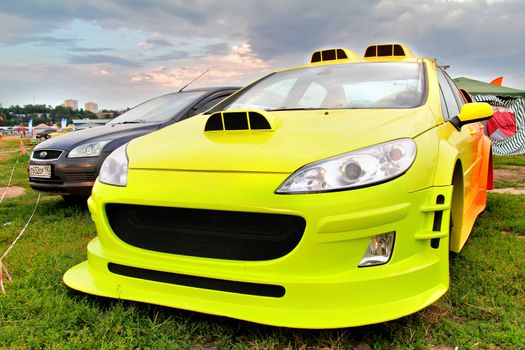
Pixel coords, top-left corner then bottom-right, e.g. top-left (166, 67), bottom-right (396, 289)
top-left (205, 110), bottom-right (280, 132)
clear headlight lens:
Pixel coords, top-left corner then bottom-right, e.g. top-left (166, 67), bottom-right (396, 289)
top-left (276, 138), bottom-right (416, 194)
top-left (98, 144), bottom-right (128, 187)
top-left (68, 140), bottom-right (111, 158)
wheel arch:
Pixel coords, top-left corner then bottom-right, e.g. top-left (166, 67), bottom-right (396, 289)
top-left (432, 140), bottom-right (464, 252)
top-left (449, 161), bottom-right (464, 252)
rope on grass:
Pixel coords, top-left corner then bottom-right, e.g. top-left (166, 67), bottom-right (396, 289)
top-left (0, 193), bottom-right (41, 294)
top-left (0, 157), bottom-right (19, 205)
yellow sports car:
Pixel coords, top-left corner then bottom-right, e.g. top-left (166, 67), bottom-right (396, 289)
top-left (64, 44), bottom-right (494, 328)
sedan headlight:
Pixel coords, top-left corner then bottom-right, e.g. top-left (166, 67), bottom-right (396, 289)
top-left (276, 139), bottom-right (416, 194)
top-left (99, 144), bottom-right (128, 187)
top-left (68, 140), bottom-right (111, 158)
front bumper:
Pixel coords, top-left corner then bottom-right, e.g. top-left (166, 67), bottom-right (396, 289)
top-left (64, 169), bottom-right (453, 328)
top-left (29, 152), bottom-right (102, 196)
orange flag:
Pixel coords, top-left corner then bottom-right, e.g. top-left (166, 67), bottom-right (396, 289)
top-left (490, 77), bottom-right (503, 86)
top-left (19, 138), bottom-right (26, 155)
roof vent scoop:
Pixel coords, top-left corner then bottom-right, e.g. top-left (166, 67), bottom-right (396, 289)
top-left (310, 48), bottom-right (360, 64)
top-left (205, 111), bottom-right (280, 132)
top-left (364, 44), bottom-right (415, 58)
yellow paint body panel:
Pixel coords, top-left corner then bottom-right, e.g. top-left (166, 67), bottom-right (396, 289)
top-left (64, 52), bottom-right (492, 328)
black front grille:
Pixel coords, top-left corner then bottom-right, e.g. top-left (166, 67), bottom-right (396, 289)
top-left (108, 263), bottom-right (285, 297)
top-left (29, 178), bottom-right (63, 184)
top-left (106, 204), bottom-right (306, 261)
top-left (64, 173), bottom-right (97, 182)
top-left (32, 150), bottom-right (63, 160)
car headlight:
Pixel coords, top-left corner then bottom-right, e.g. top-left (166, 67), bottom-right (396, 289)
top-left (68, 140), bottom-right (111, 158)
top-left (98, 144), bottom-right (128, 187)
top-left (276, 138), bottom-right (416, 194)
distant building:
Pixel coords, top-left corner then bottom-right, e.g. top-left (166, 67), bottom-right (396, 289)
top-left (0, 102), bottom-right (3, 108)
top-left (85, 101), bottom-right (99, 113)
top-left (63, 99), bottom-right (78, 111)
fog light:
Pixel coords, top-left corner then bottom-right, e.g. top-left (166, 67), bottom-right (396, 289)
top-left (358, 232), bottom-right (395, 267)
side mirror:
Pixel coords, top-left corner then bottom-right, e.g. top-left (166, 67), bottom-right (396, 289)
top-left (450, 102), bottom-right (493, 130)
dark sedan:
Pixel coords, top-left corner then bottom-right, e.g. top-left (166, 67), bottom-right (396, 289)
top-left (35, 128), bottom-right (57, 141)
top-left (28, 87), bottom-right (239, 203)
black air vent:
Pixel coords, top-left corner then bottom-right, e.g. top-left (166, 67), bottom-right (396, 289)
top-left (311, 51), bottom-right (321, 63)
top-left (108, 263), bottom-right (286, 297)
top-left (248, 112), bottom-right (271, 129)
top-left (378, 44), bottom-right (393, 57)
top-left (364, 46), bottom-right (376, 57)
top-left (106, 204), bottom-right (306, 261)
top-left (394, 44), bottom-right (405, 56)
top-left (204, 113), bottom-right (223, 131)
top-left (205, 111), bottom-right (273, 131)
top-left (336, 49), bottom-right (348, 59)
top-left (321, 49), bottom-right (336, 61)
top-left (224, 112), bottom-right (249, 130)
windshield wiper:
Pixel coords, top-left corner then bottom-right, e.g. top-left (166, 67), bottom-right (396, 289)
top-left (113, 120), bottom-right (149, 124)
top-left (265, 107), bottom-right (324, 112)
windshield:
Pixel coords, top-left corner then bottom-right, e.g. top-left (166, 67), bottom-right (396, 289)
top-left (222, 62), bottom-right (425, 110)
top-left (108, 91), bottom-right (208, 124)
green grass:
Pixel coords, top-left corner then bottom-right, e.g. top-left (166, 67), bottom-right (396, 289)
top-left (1, 138), bottom-right (524, 349)
top-left (493, 155), bottom-right (525, 168)
top-left (494, 179), bottom-right (525, 189)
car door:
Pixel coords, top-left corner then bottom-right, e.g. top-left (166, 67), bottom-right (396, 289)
top-left (437, 68), bottom-right (483, 209)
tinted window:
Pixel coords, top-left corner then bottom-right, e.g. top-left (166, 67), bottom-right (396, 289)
top-left (190, 93), bottom-right (232, 116)
top-left (443, 71), bottom-right (466, 107)
top-left (437, 68), bottom-right (460, 120)
top-left (108, 91), bottom-right (207, 124)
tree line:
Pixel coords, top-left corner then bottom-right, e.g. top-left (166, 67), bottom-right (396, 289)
top-left (0, 104), bottom-right (121, 127)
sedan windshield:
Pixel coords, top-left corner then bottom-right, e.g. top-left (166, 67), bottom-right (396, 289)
top-left (223, 62), bottom-right (425, 110)
top-left (108, 91), bottom-right (207, 124)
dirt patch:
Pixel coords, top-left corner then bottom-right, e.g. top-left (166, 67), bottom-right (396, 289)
top-left (493, 165), bottom-right (525, 184)
top-left (0, 135), bottom-right (26, 141)
top-left (491, 165), bottom-right (525, 195)
top-left (0, 186), bottom-right (25, 198)
top-left (0, 149), bottom-right (19, 160)
top-left (490, 188), bottom-right (525, 195)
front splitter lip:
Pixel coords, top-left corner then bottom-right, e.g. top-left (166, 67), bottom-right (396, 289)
top-left (64, 259), bottom-right (447, 329)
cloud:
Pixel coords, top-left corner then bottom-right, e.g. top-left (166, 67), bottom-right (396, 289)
top-left (138, 38), bottom-right (174, 51)
top-left (69, 46), bottom-right (114, 52)
top-left (142, 50), bottom-right (192, 62)
top-left (130, 42), bottom-right (271, 87)
top-left (1, 0), bottom-right (525, 109)
top-left (203, 42), bottom-right (230, 56)
top-left (68, 54), bottom-right (141, 67)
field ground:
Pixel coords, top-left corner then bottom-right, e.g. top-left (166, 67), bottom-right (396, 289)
top-left (0, 138), bottom-right (524, 349)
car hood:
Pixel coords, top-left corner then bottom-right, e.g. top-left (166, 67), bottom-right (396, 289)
top-left (34, 123), bottom-right (161, 151)
top-left (128, 107), bottom-right (438, 173)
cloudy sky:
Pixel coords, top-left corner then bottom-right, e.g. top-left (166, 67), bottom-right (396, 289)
top-left (0, 0), bottom-right (524, 109)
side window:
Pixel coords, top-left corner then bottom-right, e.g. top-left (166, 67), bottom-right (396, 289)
top-left (437, 68), bottom-right (460, 121)
top-left (189, 94), bottom-right (232, 117)
top-left (443, 71), bottom-right (466, 107)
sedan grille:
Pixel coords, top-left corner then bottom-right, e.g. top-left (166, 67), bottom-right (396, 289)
top-left (64, 173), bottom-right (97, 183)
top-left (31, 150), bottom-right (63, 161)
top-left (106, 204), bottom-right (306, 261)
